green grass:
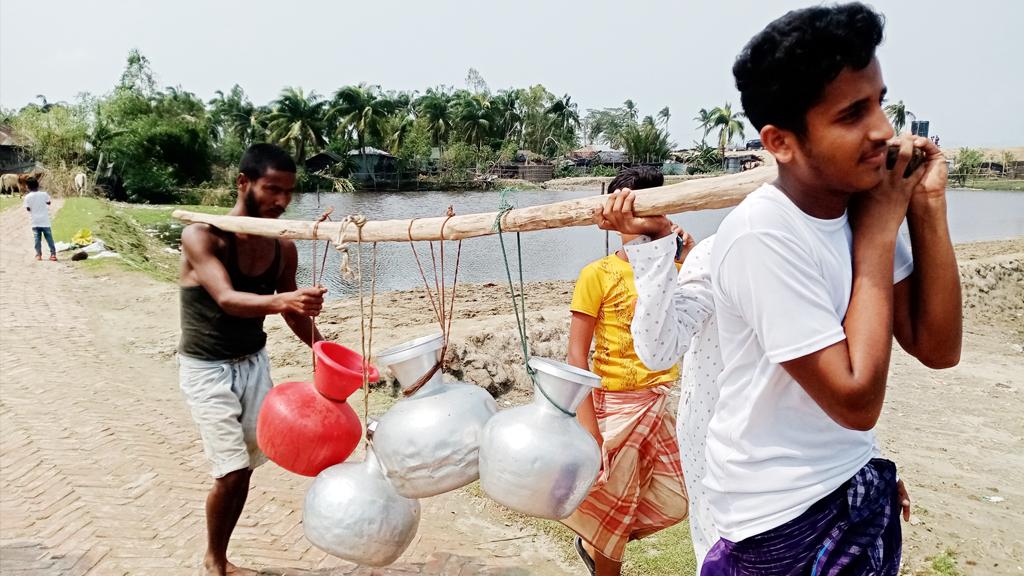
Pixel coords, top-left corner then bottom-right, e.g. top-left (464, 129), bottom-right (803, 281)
top-left (51, 197), bottom-right (107, 242)
top-left (460, 482), bottom-right (696, 576)
top-left (1, 196), bottom-right (19, 211)
top-left (50, 198), bottom-right (229, 282)
top-left (116, 203), bottom-right (228, 227)
top-left (925, 549), bottom-right (963, 576)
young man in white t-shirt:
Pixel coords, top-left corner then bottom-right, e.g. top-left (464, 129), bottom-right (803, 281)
top-left (594, 3), bottom-right (962, 574)
top-left (22, 177), bottom-right (57, 261)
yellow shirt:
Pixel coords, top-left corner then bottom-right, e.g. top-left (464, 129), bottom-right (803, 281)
top-left (570, 254), bottom-right (680, 392)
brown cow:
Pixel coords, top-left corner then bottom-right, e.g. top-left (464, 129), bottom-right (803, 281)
top-left (0, 172), bottom-right (45, 195)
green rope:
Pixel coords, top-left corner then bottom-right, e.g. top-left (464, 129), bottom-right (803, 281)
top-left (494, 196), bottom-right (576, 417)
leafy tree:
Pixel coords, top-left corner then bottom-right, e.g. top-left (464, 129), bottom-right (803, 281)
top-left (952, 147), bottom-right (984, 186)
top-left (331, 84), bottom-right (395, 166)
top-left (657, 106), bottom-right (671, 128)
top-left (694, 108), bottom-right (714, 143)
top-left (10, 101), bottom-right (90, 167)
top-left (684, 141), bottom-right (723, 174)
top-left (415, 88), bottom-right (455, 156)
top-left (884, 100), bottom-right (914, 134)
top-left (118, 48), bottom-right (157, 96)
top-left (453, 91), bottom-right (492, 150)
top-left (266, 87), bottom-right (327, 165)
top-left (710, 103), bottom-right (745, 158)
top-left (621, 121), bottom-right (674, 163)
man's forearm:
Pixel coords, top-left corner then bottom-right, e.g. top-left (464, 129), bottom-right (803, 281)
top-left (284, 312), bottom-right (323, 348)
top-left (844, 232), bottom-right (900, 407)
top-left (216, 291), bottom-right (283, 318)
top-left (906, 197), bottom-right (962, 367)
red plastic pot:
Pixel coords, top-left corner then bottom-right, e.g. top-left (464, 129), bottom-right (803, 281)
top-left (314, 341), bottom-right (379, 401)
top-left (257, 381), bottom-right (362, 477)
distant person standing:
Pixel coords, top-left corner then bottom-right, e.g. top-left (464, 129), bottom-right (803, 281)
top-left (23, 177), bottom-right (57, 261)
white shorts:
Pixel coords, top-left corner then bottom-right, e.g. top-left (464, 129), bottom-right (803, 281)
top-left (178, 349), bottom-right (272, 478)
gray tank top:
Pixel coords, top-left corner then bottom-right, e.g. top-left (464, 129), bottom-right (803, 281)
top-left (178, 236), bottom-right (281, 360)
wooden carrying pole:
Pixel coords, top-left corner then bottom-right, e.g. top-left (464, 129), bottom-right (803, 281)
top-left (172, 166), bottom-right (776, 244)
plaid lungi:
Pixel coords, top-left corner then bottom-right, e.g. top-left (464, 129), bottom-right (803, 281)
top-left (562, 384), bottom-right (688, 561)
top-left (701, 458), bottom-right (902, 576)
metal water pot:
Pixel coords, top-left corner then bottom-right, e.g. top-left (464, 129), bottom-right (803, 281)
top-left (303, 423), bottom-right (421, 567)
top-left (372, 333), bottom-right (498, 498)
top-left (478, 357), bottom-right (602, 519)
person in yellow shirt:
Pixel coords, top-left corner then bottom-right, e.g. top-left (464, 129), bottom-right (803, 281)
top-left (563, 166), bottom-right (693, 576)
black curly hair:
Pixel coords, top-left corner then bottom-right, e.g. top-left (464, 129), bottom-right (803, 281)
top-left (607, 166), bottom-right (664, 193)
top-left (733, 2), bottom-right (885, 136)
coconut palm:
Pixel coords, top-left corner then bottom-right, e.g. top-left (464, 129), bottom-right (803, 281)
top-left (493, 88), bottom-right (524, 144)
top-left (657, 106), bottom-right (671, 128)
top-left (621, 122), bottom-right (674, 163)
top-left (209, 85), bottom-right (262, 145)
top-left (694, 108), bottom-right (715, 143)
top-left (329, 83), bottom-right (396, 167)
top-left (885, 100), bottom-right (914, 134)
top-left (623, 99), bottom-right (639, 122)
top-left (545, 94), bottom-right (580, 139)
top-left (710, 103), bottom-right (746, 157)
top-left (265, 87), bottom-right (327, 164)
top-left (454, 92), bottom-right (492, 150)
top-left (415, 89), bottom-right (454, 156)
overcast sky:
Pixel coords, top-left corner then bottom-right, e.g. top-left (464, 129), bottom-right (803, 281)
top-left (2, 0), bottom-right (1020, 149)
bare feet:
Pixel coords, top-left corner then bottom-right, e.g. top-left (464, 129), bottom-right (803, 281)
top-left (226, 561), bottom-right (258, 576)
top-left (202, 559), bottom-right (257, 576)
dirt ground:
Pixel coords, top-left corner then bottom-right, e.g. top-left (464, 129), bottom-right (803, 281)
top-left (1, 198), bottom-right (1021, 574)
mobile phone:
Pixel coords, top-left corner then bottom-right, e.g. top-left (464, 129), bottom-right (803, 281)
top-left (885, 145), bottom-right (927, 178)
top-left (675, 234), bottom-right (686, 261)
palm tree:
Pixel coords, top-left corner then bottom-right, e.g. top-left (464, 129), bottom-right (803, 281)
top-left (621, 122), bottom-right (674, 163)
top-left (454, 92), bottom-right (492, 150)
top-left (623, 99), bottom-right (639, 122)
top-left (209, 85), bottom-right (261, 145)
top-left (265, 87), bottom-right (327, 165)
top-left (657, 106), bottom-right (671, 128)
top-left (694, 108), bottom-right (715, 143)
top-left (545, 94), bottom-right (580, 140)
top-left (329, 84), bottom-right (396, 170)
top-left (415, 89), bottom-right (454, 157)
top-left (493, 88), bottom-right (524, 144)
top-left (710, 103), bottom-right (746, 158)
top-left (885, 100), bottom-right (914, 134)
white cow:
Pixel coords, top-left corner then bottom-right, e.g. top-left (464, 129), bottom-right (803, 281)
top-left (73, 172), bottom-right (87, 195)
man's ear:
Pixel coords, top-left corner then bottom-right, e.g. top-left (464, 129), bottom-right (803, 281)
top-left (237, 172), bottom-right (249, 194)
top-left (761, 125), bottom-right (799, 165)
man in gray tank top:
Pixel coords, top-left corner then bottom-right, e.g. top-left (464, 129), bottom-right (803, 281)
top-left (177, 143), bottom-right (326, 576)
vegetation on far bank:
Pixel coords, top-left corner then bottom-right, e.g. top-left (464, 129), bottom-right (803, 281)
top-left (1, 49), bottom-right (766, 204)
top-left (49, 197), bottom-right (227, 281)
top-left (957, 178), bottom-right (1024, 191)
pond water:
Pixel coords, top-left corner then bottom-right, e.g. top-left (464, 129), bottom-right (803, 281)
top-left (157, 187), bottom-right (1024, 298)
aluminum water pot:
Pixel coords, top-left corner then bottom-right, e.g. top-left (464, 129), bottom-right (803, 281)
top-left (372, 332), bottom-right (498, 498)
top-left (478, 356), bottom-right (602, 519)
top-left (303, 424), bottom-right (421, 567)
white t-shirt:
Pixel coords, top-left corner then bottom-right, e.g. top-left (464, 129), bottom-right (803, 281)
top-left (23, 191), bottom-right (52, 228)
top-left (707, 183), bottom-right (913, 542)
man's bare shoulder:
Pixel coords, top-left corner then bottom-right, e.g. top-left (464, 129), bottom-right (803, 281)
top-left (181, 224), bottom-right (227, 256)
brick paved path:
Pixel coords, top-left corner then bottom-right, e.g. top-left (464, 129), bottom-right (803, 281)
top-left (0, 203), bottom-right (572, 575)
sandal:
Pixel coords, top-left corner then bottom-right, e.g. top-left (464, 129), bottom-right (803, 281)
top-left (575, 535), bottom-right (596, 576)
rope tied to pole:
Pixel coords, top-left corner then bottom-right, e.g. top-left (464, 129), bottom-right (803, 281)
top-left (309, 208), bottom-right (335, 373)
top-left (403, 206), bottom-right (462, 397)
top-left (336, 214), bottom-right (368, 279)
top-left (349, 218), bottom-right (378, 448)
top-left (494, 193), bottom-right (575, 417)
